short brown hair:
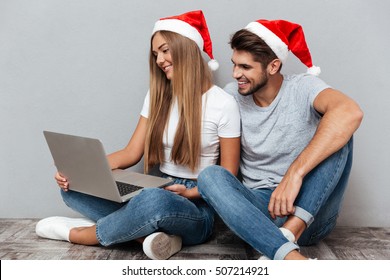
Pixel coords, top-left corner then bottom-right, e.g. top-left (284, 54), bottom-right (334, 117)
top-left (230, 29), bottom-right (281, 71)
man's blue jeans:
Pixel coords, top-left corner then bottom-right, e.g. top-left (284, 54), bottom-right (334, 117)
top-left (61, 177), bottom-right (214, 246)
top-left (198, 138), bottom-right (353, 259)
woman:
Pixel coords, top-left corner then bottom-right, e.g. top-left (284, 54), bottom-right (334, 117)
top-left (36, 10), bottom-right (241, 260)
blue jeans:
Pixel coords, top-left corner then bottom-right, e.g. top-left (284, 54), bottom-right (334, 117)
top-left (198, 138), bottom-right (353, 259)
top-left (61, 176), bottom-right (214, 246)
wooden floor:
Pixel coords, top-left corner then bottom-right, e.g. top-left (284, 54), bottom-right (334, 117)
top-left (0, 218), bottom-right (389, 260)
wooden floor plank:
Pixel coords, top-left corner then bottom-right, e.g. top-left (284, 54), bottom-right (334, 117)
top-left (0, 219), bottom-right (389, 260)
top-left (300, 241), bottom-right (338, 260)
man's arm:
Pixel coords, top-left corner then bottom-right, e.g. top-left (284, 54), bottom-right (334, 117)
top-left (268, 88), bottom-right (363, 219)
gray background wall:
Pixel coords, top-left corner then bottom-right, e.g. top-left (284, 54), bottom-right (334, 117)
top-left (1, 0), bottom-right (389, 227)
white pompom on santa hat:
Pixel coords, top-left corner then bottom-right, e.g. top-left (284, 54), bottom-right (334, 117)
top-left (245, 19), bottom-right (321, 76)
top-left (152, 10), bottom-right (219, 71)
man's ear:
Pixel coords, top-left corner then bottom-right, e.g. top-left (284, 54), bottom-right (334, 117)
top-left (268, 59), bottom-right (282, 75)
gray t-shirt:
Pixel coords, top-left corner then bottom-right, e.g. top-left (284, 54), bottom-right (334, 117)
top-left (224, 74), bottom-right (330, 189)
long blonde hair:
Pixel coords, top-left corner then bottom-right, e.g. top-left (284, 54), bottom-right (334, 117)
top-left (144, 31), bottom-right (213, 173)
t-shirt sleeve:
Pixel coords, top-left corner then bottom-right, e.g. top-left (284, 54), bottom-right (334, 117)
top-left (218, 96), bottom-right (241, 138)
top-left (140, 90), bottom-right (150, 118)
top-left (303, 75), bottom-right (332, 108)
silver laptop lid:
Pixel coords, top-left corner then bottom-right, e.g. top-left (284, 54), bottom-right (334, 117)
top-left (43, 131), bottom-right (123, 202)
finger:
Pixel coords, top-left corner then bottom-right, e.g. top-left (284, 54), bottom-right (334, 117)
top-left (283, 195), bottom-right (296, 215)
top-left (56, 179), bottom-right (67, 186)
top-left (268, 198), bottom-right (276, 219)
top-left (57, 180), bottom-right (69, 191)
top-left (280, 200), bottom-right (288, 216)
top-left (55, 173), bottom-right (67, 183)
top-left (164, 186), bottom-right (182, 195)
top-left (164, 184), bottom-right (178, 191)
top-left (273, 199), bottom-right (282, 217)
top-left (287, 204), bottom-right (296, 215)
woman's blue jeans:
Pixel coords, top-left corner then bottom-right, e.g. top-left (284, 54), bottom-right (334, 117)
top-left (61, 176), bottom-right (214, 246)
top-left (198, 138), bottom-right (353, 260)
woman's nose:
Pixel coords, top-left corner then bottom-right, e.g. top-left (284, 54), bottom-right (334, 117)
top-left (156, 53), bottom-right (164, 65)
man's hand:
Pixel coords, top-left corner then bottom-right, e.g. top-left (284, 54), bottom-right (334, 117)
top-left (268, 170), bottom-right (303, 219)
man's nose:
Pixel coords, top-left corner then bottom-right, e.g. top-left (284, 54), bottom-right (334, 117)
top-left (232, 66), bottom-right (242, 79)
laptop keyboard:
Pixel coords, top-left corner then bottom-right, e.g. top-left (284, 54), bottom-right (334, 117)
top-left (116, 181), bottom-right (143, 196)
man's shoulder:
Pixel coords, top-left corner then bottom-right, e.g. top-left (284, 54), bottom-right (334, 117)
top-left (283, 73), bottom-right (330, 97)
top-left (223, 82), bottom-right (238, 97)
top-left (284, 73), bottom-right (326, 86)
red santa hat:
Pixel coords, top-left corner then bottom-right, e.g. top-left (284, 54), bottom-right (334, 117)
top-left (245, 19), bottom-right (321, 76)
top-left (152, 10), bottom-right (219, 71)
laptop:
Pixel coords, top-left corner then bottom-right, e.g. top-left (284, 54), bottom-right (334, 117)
top-left (43, 131), bottom-right (173, 203)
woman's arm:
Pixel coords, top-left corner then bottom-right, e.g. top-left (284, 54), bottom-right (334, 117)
top-left (166, 136), bottom-right (241, 199)
top-left (219, 136), bottom-right (241, 176)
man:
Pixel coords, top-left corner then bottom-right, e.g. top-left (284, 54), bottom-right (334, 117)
top-left (197, 19), bottom-right (363, 260)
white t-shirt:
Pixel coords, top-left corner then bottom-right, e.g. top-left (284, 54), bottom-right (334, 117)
top-left (140, 85), bottom-right (241, 179)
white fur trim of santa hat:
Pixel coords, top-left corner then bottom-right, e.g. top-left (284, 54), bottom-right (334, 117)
top-left (245, 21), bottom-right (289, 63)
top-left (152, 19), bottom-right (204, 50)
